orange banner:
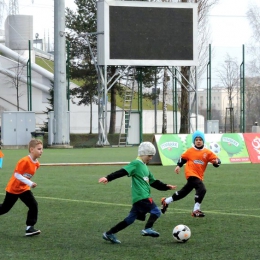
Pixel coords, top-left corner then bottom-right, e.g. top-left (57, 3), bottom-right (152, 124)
top-left (243, 133), bottom-right (260, 163)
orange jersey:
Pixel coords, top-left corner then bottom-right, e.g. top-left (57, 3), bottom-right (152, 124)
top-left (0, 150), bottom-right (4, 157)
top-left (6, 155), bottom-right (40, 194)
top-left (181, 147), bottom-right (218, 181)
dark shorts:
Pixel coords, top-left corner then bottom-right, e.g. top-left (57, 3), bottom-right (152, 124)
top-left (124, 198), bottom-right (161, 224)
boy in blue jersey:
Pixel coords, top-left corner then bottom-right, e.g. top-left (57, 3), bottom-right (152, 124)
top-left (98, 142), bottom-right (176, 244)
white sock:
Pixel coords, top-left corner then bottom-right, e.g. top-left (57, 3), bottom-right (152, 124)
top-left (193, 202), bottom-right (200, 211)
top-left (26, 226), bottom-right (31, 230)
top-left (165, 197), bottom-right (173, 204)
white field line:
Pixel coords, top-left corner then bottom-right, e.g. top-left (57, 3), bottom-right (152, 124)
top-left (40, 162), bottom-right (130, 166)
top-left (1, 193), bottom-right (257, 219)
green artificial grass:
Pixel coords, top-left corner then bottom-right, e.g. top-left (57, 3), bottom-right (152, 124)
top-left (0, 147), bottom-right (259, 259)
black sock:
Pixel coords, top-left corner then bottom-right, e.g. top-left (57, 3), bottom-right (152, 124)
top-left (144, 214), bottom-right (158, 229)
top-left (107, 220), bottom-right (129, 235)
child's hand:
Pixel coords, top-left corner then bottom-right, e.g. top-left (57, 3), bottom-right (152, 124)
top-left (175, 166), bottom-right (180, 174)
top-left (167, 184), bottom-right (177, 190)
top-left (212, 158), bottom-right (220, 165)
top-left (31, 182), bottom-right (37, 188)
top-left (98, 177), bottom-right (108, 184)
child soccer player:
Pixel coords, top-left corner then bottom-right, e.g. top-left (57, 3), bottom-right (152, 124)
top-left (0, 139), bottom-right (43, 236)
top-left (161, 130), bottom-right (221, 217)
top-left (99, 142), bottom-right (176, 244)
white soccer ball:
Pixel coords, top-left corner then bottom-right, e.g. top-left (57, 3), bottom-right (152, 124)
top-left (172, 224), bottom-right (191, 243)
top-left (209, 142), bottom-right (221, 154)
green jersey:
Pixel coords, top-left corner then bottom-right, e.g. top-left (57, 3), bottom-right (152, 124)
top-left (123, 158), bottom-right (156, 204)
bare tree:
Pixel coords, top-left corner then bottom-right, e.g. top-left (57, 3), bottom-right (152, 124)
top-left (245, 77), bottom-right (260, 129)
top-left (245, 5), bottom-right (260, 130)
top-left (178, 0), bottom-right (219, 133)
top-left (246, 5), bottom-right (260, 77)
top-left (217, 55), bottom-right (239, 132)
top-left (4, 57), bottom-right (27, 111)
top-left (162, 68), bottom-right (168, 133)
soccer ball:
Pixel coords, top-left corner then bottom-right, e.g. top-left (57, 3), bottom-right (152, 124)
top-left (172, 224), bottom-right (191, 243)
top-left (209, 142), bottom-right (221, 154)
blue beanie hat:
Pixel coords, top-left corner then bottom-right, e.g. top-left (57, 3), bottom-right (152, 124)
top-left (192, 130), bottom-right (205, 144)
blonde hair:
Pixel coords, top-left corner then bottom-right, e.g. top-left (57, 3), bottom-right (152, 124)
top-left (28, 139), bottom-right (43, 152)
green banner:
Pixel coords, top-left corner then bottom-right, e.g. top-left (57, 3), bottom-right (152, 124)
top-left (154, 133), bottom-right (250, 166)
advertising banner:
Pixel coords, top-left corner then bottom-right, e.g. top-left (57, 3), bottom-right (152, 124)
top-left (243, 133), bottom-right (260, 163)
top-left (153, 133), bottom-right (250, 166)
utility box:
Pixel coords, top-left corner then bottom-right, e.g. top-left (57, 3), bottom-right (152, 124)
top-left (206, 120), bottom-right (219, 134)
top-left (252, 126), bottom-right (260, 133)
top-left (127, 112), bottom-right (140, 145)
top-left (1, 111), bottom-right (35, 146)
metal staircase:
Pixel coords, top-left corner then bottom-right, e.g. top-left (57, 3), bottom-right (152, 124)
top-left (118, 74), bottom-right (135, 146)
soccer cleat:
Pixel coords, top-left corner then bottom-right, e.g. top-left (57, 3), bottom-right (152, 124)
top-left (25, 226), bottom-right (41, 236)
top-left (191, 210), bottom-right (205, 217)
top-left (141, 228), bottom-right (160, 237)
top-left (102, 232), bottom-right (121, 244)
top-left (161, 197), bottom-right (168, 214)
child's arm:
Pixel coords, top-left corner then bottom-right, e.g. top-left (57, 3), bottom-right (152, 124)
top-left (175, 157), bottom-right (187, 174)
top-left (14, 173), bottom-right (37, 188)
top-left (212, 158), bottom-right (221, 167)
top-left (99, 168), bottom-right (128, 184)
top-left (150, 180), bottom-right (177, 191)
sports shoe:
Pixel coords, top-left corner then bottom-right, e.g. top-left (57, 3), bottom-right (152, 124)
top-left (102, 232), bottom-right (121, 244)
top-left (161, 197), bottom-right (168, 214)
top-left (141, 228), bottom-right (160, 237)
top-left (191, 210), bottom-right (205, 217)
top-left (25, 226), bottom-right (41, 236)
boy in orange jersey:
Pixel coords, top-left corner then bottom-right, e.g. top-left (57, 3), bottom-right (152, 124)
top-left (0, 139), bottom-right (43, 236)
top-left (161, 130), bottom-right (221, 217)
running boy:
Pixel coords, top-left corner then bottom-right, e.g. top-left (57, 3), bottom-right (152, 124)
top-left (161, 130), bottom-right (221, 217)
top-left (0, 139), bottom-right (43, 236)
top-left (99, 142), bottom-right (176, 244)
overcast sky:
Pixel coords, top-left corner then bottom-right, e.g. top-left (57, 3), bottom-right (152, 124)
top-left (2, 0), bottom-right (259, 87)
top-left (11, 0), bottom-right (258, 49)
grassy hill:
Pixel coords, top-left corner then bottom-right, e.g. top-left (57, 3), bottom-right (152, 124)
top-left (35, 57), bottom-right (174, 111)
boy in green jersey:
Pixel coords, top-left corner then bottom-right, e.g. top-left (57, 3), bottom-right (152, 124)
top-left (99, 142), bottom-right (176, 244)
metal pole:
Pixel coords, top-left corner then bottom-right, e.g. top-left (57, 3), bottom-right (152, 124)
top-left (207, 44), bottom-right (211, 120)
top-left (195, 66), bottom-right (198, 130)
top-left (172, 67), bottom-right (178, 133)
top-left (240, 44), bottom-right (245, 133)
top-left (154, 68), bottom-right (157, 133)
top-left (53, 0), bottom-right (70, 145)
top-left (137, 68), bottom-right (143, 143)
top-left (66, 41), bottom-right (70, 111)
top-left (242, 44), bottom-right (245, 132)
top-left (27, 59), bottom-right (30, 110)
top-left (103, 65), bottom-right (109, 145)
top-left (28, 40), bottom-right (32, 111)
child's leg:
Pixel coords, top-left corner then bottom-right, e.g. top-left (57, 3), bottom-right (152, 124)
top-left (193, 180), bottom-right (206, 209)
top-left (106, 220), bottom-right (129, 234)
top-left (106, 206), bottom-right (138, 235)
top-left (144, 213), bottom-right (158, 229)
top-left (172, 179), bottom-right (195, 201)
top-left (142, 201), bottom-right (161, 237)
top-left (0, 192), bottom-right (19, 215)
top-left (19, 190), bottom-right (38, 226)
top-left (103, 210), bottom-right (133, 244)
top-left (161, 177), bottom-right (196, 214)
